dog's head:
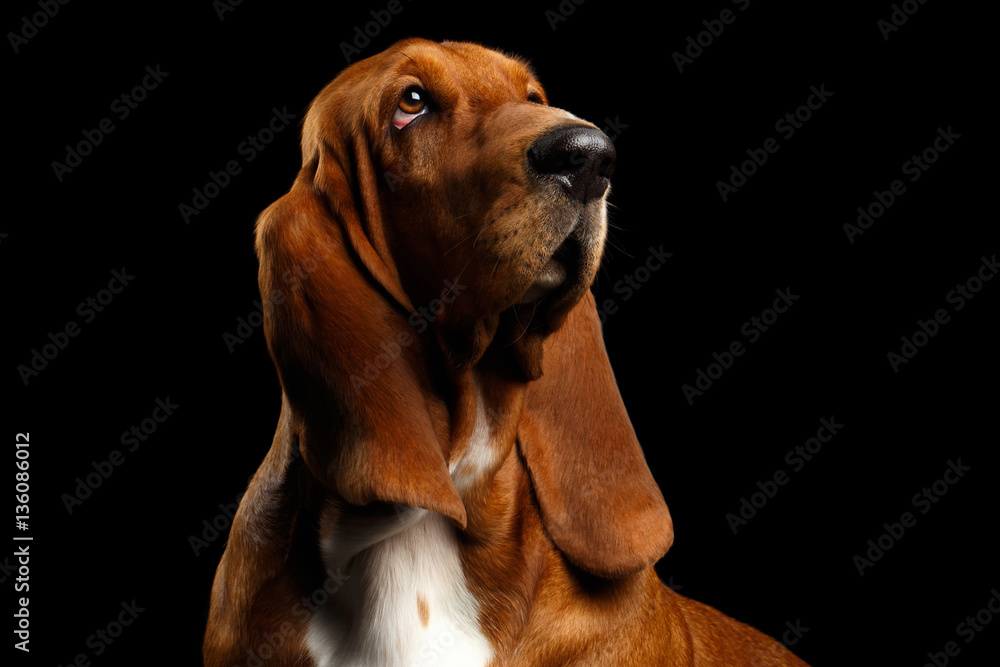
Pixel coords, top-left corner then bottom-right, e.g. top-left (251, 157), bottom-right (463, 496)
top-left (256, 39), bottom-right (671, 579)
top-left (300, 38), bottom-right (614, 375)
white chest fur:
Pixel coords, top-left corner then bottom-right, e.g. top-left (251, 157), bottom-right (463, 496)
top-left (306, 507), bottom-right (492, 667)
top-left (306, 509), bottom-right (492, 667)
top-left (306, 388), bottom-right (495, 667)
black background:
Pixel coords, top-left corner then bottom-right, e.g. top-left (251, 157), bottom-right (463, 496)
top-left (6, 0), bottom-right (996, 665)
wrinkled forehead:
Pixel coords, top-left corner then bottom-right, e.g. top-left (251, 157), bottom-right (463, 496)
top-left (341, 39), bottom-right (539, 105)
top-left (302, 39), bottom-right (542, 163)
top-left (432, 40), bottom-right (540, 98)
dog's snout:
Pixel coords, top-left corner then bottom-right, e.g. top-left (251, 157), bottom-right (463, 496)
top-left (527, 126), bottom-right (616, 204)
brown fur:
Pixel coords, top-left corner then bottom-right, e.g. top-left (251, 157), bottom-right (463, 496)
top-left (204, 38), bottom-right (809, 666)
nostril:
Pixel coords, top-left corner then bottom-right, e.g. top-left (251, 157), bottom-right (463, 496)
top-left (597, 155), bottom-right (615, 179)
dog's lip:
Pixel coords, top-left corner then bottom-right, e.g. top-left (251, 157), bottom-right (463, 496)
top-left (515, 230), bottom-right (586, 305)
top-left (517, 255), bottom-right (567, 304)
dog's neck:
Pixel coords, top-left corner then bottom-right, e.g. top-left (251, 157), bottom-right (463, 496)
top-left (446, 362), bottom-right (525, 501)
top-left (445, 366), bottom-right (553, 655)
top-left (305, 365), bottom-right (543, 666)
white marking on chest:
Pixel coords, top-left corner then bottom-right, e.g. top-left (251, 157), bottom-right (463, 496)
top-left (306, 511), bottom-right (492, 667)
top-left (306, 393), bottom-right (494, 667)
top-left (450, 387), bottom-right (495, 493)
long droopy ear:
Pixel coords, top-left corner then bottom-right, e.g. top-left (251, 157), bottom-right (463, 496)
top-left (518, 292), bottom-right (672, 578)
top-left (255, 169), bottom-right (466, 528)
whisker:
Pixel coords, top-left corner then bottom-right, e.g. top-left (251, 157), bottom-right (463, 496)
top-left (507, 300), bottom-right (541, 345)
top-left (442, 209), bottom-right (506, 257)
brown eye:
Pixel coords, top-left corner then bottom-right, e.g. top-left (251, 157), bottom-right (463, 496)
top-left (399, 86), bottom-right (426, 114)
top-left (393, 86), bottom-right (431, 129)
top-left (527, 91), bottom-right (545, 105)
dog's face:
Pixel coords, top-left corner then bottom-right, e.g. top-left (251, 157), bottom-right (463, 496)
top-left (303, 39), bottom-right (615, 368)
top-left (250, 38), bottom-right (672, 578)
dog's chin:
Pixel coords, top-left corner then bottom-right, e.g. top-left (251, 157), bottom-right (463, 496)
top-left (499, 233), bottom-right (600, 380)
top-left (513, 230), bottom-right (596, 327)
top-left (434, 211), bottom-right (603, 379)
top-left (517, 256), bottom-right (567, 305)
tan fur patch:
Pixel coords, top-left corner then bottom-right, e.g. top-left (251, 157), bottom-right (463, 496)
top-left (417, 595), bottom-right (430, 627)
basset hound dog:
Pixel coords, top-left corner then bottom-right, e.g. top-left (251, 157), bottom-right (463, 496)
top-left (204, 38), bottom-right (810, 666)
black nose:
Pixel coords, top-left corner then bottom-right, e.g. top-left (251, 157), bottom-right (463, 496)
top-left (527, 126), bottom-right (616, 204)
